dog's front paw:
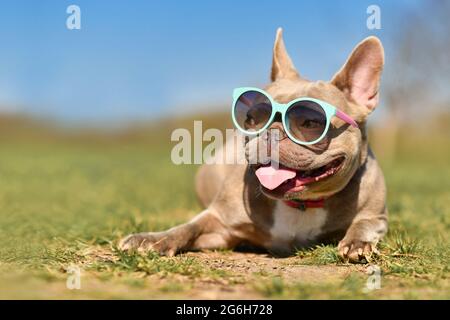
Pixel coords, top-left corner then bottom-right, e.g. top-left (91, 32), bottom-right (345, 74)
top-left (338, 239), bottom-right (377, 263)
top-left (118, 232), bottom-right (178, 257)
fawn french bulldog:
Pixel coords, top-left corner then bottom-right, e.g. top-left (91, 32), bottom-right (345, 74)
top-left (119, 28), bottom-right (388, 263)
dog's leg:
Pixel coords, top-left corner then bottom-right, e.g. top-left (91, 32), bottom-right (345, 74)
top-left (338, 213), bottom-right (388, 263)
top-left (118, 210), bottom-right (236, 256)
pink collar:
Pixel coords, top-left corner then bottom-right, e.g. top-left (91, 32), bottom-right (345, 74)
top-left (283, 199), bottom-right (325, 211)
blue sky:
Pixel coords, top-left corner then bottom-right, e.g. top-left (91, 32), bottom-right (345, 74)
top-left (0, 0), bottom-right (425, 123)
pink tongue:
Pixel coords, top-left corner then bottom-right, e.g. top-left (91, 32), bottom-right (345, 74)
top-left (255, 165), bottom-right (297, 190)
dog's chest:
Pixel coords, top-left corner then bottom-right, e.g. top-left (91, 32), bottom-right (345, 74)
top-left (269, 201), bottom-right (328, 249)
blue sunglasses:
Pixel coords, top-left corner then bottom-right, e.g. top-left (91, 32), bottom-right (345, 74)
top-left (232, 87), bottom-right (358, 145)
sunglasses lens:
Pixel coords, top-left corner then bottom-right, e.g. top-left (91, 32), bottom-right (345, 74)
top-left (233, 91), bottom-right (272, 133)
top-left (286, 101), bottom-right (327, 143)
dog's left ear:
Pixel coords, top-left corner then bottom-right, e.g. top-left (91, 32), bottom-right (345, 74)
top-left (331, 36), bottom-right (384, 117)
top-left (271, 28), bottom-right (300, 82)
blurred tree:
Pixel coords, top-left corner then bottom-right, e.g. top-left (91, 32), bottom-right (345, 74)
top-left (376, 0), bottom-right (450, 161)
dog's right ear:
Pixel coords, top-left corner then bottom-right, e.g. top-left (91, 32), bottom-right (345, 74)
top-left (271, 28), bottom-right (300, 82)
top-left (331, 36), bottom-right (384, 116)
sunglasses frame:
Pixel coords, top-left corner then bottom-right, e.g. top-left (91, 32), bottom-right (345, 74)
top-left (232, 87), bottom-right (358, 145)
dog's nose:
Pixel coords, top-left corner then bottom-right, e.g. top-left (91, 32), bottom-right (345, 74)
top-left (268, 122), bottom-right (287, 141)
top-left (266, 123), bottom-right (286, 158)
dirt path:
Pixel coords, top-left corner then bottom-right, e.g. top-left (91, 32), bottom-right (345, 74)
top-left (0, 250), bottom-right (367, 299)
top-left (187, 251), bottom-right (358, 282)
top-left (179, 251), bottom-right (363, 299)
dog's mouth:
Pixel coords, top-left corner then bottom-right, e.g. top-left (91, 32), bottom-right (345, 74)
top-left (254, 157), bottom-right (345, 196)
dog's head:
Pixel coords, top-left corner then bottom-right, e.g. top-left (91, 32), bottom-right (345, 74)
top-left (246, 28), bottom-right (384, 201)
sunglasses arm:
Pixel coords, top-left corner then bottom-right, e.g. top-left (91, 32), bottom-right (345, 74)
top-left (335, 110), bottom-right (359, 128)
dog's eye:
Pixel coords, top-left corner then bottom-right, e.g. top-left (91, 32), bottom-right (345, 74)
top-left (245, 112), bottom-right (256, 127)
top-left (300, 119), bottom-right (323, 129)
top-left (244, 104), bottom-right (271, 129)
top-left (245, 115), bottom-right (256, 127)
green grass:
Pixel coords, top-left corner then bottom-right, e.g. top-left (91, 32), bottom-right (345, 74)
top-left (295, 245), bottom-right (343, 265)
top-left (92, 247), bottom-right (231, 279)
top-left (256, 274), bottom-right (373, 300)
top-left (0, 123), bottom-right (449, 299)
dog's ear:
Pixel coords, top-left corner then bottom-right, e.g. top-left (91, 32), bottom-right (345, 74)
top-left (271, 28), bottom-right (300, 82)
top-left (331, 36), bottom-right (384, 115)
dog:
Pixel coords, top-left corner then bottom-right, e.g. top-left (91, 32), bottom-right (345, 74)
top-left (119, 28), bottom-right (388, 263)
